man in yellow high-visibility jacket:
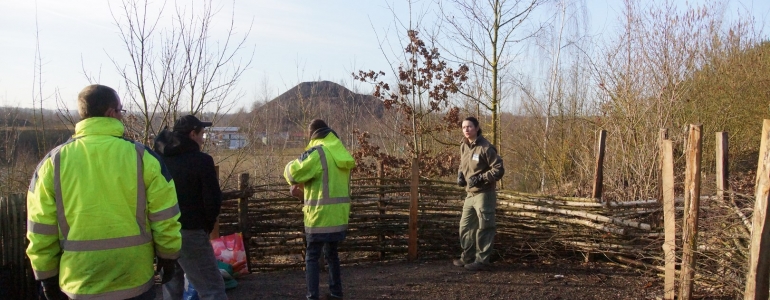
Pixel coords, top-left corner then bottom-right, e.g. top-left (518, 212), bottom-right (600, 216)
top-left (26, 84), bottom-right (182, 299)
top-left (284, 119), bottom-right (355, 300)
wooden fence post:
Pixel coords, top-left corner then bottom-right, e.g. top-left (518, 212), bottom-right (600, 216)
top-left (581, 129), bottom-right (607, 262)
top-left (661, 139), bottom-right (676, 300)
top-left (409, 157), bottom-right (419, 261)
top-left (745, 120), bottom-right (770, 300)
top-left (0, 194), bottom-right (36, 299)
top-left (377, 161), bottom-right (386, 260)
top-left (716, 132), bottom-right (729, 202)
top-left (679, 124), bottom-right (702, 300)
top-left (658, 129), bottom-right (669, 204)
top-left (592, 129), bottom-right (607, 202)
top-left (237, 173), bottom-right (252, 273)
top-left (656, 129), bottom-right (670, 230)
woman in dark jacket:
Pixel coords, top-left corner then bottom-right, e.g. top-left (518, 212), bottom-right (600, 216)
top-left (453, 116), bottom-right (504, 271)
top-left (154, 115), bottom-right (227, 300)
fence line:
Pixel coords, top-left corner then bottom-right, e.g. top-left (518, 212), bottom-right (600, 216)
top-left (216, 178), bottom-right (662, 272)
top-left (1, 194), bottom-right (37, 300)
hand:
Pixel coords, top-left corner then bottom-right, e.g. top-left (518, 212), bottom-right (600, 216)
top-left (468, 174), bottom-right (484, 188)
top-left (457, 172), bottom-right (467, 187)
top-left (40, 276), bottom-right (67, 300)
top-left (156, 258), bottom-right (177, 284)
top-left (290, 184), bottom-right (304, 199)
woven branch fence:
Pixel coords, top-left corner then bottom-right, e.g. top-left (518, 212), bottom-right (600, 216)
top-left (217, 178), bottom-right (667, 272)
top-left (0, 178), bottom-right (755, 298)
top-left (215, 168), bottom-right (759, 297)
top-left (0, 194), bottom-right (37, 299)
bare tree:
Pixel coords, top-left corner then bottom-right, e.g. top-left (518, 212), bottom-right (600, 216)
top-left (31, 3), bottom-right (48, 155)
top-left (109, 0), bottom-right (253, 143)
top-left (438, 0), bottom-right (546, 148)
top-left (512, 0), bottom-right (592, 193)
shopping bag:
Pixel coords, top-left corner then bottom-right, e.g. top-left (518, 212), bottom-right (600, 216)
top-left (210, 232), bottom-right (249, 275)
top-left (183, 275), bottom-right (200, 300)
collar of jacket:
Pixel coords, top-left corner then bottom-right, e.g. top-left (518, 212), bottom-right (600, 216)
top-left (306, 132), bottom-right (356, 171)
top-left (73, 117), bottom-right (125, 138)
top-left (310, 127), bottom-right (336, 140)
top-left (463, 135), bottom-right (483, 147)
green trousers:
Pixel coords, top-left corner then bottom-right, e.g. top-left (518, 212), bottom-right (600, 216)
top-left (459, 190), bottom-right (497, 264)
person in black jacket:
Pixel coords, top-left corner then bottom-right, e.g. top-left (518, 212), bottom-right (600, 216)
top-left (154, 115), bottom-right (227, 300)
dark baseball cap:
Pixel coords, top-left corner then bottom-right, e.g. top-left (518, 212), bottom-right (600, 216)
top-left (173, 115), bottom-right (212, 133)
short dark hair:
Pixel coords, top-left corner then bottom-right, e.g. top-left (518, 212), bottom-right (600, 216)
top-left (77, 85), bottom-right (119, 119)
top-left (307, 119), bottom-right (328, 137)
top-left (464, 116), bottom-right (482, 136)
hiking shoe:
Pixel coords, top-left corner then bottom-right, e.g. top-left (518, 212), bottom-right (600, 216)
top-left (452, 259), bottom-right (467, 267)
top-left (464, 262), bottom-right (489, 271)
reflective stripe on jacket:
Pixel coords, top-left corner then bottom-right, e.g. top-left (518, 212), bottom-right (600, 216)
top-left (26, 117), bottom-right (182, 299)
top-left (283, 131), bottom-right (355, 242)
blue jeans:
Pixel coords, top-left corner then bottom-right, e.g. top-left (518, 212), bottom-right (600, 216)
top-left (305, 241), bottom-right (342, 300)
top-left (162, 229), bottom-right (227, 300)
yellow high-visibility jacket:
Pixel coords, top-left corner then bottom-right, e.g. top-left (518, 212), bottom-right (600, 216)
top-left (284, 129), bottom-right (355, 242)
top-left (26, 117), bottom-right (182, 299)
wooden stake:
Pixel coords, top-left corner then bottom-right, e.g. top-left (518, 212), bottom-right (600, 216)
top-left (378, 161), bottom-right (386, 260)
top-left (592, 130), bottom-right (607, 202)
top-left (657, 128), bottom-right (669, 204)
top-left (238, 172), bottom-right (252, 273)
top-left (679, 124), bottom-right (702, 300)
top-left (661, 139), bottom-right (676, 300)
top-left (655, 128), bottom-right (670, 229)
top-left (745, 120), bottom-right (770, 300)
top-left (409, 157), bottom-right (419, 261)
top-left (716, 132), bottom-right (729, 202)
top-left (586, 129), bottom-right (607, 261)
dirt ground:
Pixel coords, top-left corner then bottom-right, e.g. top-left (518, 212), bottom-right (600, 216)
top-left (215, 257), bottom-right (665, 300)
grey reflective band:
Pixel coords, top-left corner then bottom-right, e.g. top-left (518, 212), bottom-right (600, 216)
top-left (53, 151), bottom-right (70, 239)
top-left (284, 162), bottom-right (297, 184)
top-left (304, 224), bottom-right (348, 234)
top-left (62, 233), bottom-right (152, 252)
top-left (28, 220), bottom-right (58, 235)
top-left (304, 197), bottom-right (351, 206)
top-left (52, 141), bottom-right (152, 252)
top-left (316, 147), bottom-right (330, 200)
top-left (64, 278), bottom-right (154, 300)
top-left (133, 142), bottom-right (148, 235)
top-left (149, 204), bottom-right (180, 221)
top-left (33, 268), bottom-right (59, 280)
top-left (300, 147), bottom-right (353, 207)
top-left (299, 145), bottom-right (351, 234)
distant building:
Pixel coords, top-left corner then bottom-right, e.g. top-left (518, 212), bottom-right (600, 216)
top-left (205, 127), bottom-right (247, 149)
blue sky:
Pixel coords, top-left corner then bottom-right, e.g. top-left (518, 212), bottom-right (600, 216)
top-left (1, 0), bottom-right (768, 112)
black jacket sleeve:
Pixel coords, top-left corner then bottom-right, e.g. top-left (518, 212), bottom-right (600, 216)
top-left (201, 154), bottom-right (223, 233)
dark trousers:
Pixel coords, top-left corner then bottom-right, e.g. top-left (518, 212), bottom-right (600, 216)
top-left (305, 241), bottom-right (342, 300)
